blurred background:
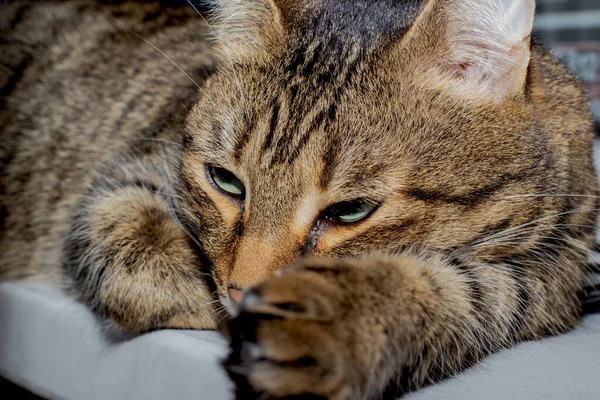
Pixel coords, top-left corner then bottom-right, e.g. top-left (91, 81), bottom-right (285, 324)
top-left (535, 0), bottom-right (600, 133)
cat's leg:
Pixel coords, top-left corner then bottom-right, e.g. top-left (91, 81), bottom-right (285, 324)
top-left (62, 152), bottom-right (216, 332)
top-left (224, 249), bottom-right (588, 399)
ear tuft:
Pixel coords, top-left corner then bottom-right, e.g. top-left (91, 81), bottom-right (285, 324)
top-left (414, 0), bottom-right (536, 103)
top-left (211, 0), bottom-right (285, 64)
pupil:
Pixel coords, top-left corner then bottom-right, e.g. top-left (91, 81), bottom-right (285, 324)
top-left (344, 201), bottom-right (363, 214)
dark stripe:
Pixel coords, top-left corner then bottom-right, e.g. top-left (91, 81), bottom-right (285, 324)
top-left (275, 56), bottom-right (362, 167)
top-left (504, 259), bottom-right (530, 339)
top-left (319, 134), bottom-right (340, 188)
top-left (331, 56), bottom-right (361, 104)
top-left (327, 103), bottom-right (337, 121)
top-left (262, 101), bottom-right (280, 151)
top-left (287, 82), bottom-right (301, 111)
top-left (406, 171), bottom-right (529, 208)
top-left (299, 43), bottom-right (324, 77)
top-left (455, 264), bottom-right (485, 315)
top-left (446, 255), bottom-right (464, 268)
top-left (92, 265), bottom-right (107, 295)
top-left (132, 178), bottom-right (160, 193)
top-left (279, 109), bottom-right (328, 166)
top-left (284, 127), bottom-right (314, 165)
top-left (285, 47), bottom-right (306, 75)
top-left (6, 3), bottom-right (33, 28)
top-left (233, 114), bottom-right (257, 162)
top-left (0, 55), bottom-right (32, 101)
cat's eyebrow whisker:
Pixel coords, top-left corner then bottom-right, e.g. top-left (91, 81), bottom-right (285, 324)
top-left (130, 31), bottom-right (201, 89)
top-left (186, 0), bottom-right (218, 42)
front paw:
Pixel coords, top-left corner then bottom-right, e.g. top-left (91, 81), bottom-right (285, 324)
top-left (223, 265), bottom-right (360, 400)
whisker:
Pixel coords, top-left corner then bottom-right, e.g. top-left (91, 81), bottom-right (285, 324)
top-left (502, 194), bottom-right (600, 200)
top-left (470, 207), bottom-right (598, 246)
top-left (203, 298), bottom-right (223, 306)
top-left (473, 222), bottom-right (598, 249)
top-left (186, 0), bottom-right (218, 41)
top-left (474, 226), bottom-right (568, 247)
top-left (130, 31), bottom-right (201, 89)
top-left (476, 239), bottom-right (569, 249)
top-left (214, 309), bottom-right (231, 325)
top-left (210, 305), bottom-right (229, 322)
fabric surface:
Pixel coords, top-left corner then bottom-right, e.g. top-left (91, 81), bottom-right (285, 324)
top-left (0, 283), bottom-right (231, 400)
top-left (0, 141), bottom-right (599, 399)
top-left (0, 282), bottom-right (598, 400)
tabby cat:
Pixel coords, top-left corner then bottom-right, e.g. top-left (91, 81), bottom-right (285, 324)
top-left (1, 0), bottom-right (598, 398)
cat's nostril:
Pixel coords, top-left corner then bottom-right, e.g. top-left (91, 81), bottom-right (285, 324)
top-left (228, 288), bottom-right (244, 304)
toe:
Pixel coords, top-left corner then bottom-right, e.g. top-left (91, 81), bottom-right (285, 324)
top-left (240, 271), bottom-right (341, 321)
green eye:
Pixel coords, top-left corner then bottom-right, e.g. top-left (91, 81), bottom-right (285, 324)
top-left (208, 165), bottom-right (245, 199)
top-left (324, 200), bottom-right (378, 224)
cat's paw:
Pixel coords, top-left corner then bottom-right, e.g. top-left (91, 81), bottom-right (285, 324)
top-left (223, 264), bottom-right (361, 400)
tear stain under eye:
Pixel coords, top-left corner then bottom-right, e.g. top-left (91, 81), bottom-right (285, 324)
top-left (300, 219), bottom-right (328, 256)
top-left (235, 205), bottom-right (244, 237)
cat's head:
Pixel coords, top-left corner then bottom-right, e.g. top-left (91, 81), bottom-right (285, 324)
top-left (175, 0), bottom-right (596, 311)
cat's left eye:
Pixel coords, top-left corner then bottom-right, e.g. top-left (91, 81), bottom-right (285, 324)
top-left (323, 200), bottom-right (378, 224)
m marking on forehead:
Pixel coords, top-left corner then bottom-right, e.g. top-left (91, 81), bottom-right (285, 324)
top-left (259, 53), bottom-right (364, 168)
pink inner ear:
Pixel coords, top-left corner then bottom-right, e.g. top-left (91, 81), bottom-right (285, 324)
top-left (439, 0), bottom-right (535, 102)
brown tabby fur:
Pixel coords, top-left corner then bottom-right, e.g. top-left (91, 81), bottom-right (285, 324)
top-left (1, 0), bottom-right (598, 399)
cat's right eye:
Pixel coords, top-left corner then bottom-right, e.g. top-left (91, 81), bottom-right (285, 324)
top-left (322, 199), bottom-right (378, 225)
top-left (207, 165), bottom-right (246, 200)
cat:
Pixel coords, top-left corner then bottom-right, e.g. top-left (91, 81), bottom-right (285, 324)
top-left (1, 0), bottom-right (598, 399)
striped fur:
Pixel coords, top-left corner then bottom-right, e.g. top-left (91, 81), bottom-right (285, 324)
top-left (1, 0), bottom-right (599, 398)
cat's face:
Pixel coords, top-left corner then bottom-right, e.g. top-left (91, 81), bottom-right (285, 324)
top-left (174, 0), bottom-right (594, 311)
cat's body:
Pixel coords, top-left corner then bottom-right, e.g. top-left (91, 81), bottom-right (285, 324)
top-left (1, 0), bottom-right (599, 399)
top-left (0, 0), bottom-right (213, 280)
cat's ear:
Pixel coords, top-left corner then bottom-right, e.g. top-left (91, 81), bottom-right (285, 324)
top-left (213, 0), bottom-right (288, 64)
top-left (407, 0), bottom-right (535, 103)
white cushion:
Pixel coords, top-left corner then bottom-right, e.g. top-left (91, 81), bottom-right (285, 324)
top-left (0, 282), bottom-right (598, 400)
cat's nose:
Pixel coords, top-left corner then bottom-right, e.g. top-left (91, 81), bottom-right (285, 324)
top-left (228, 288), bottom-right (244, 304)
